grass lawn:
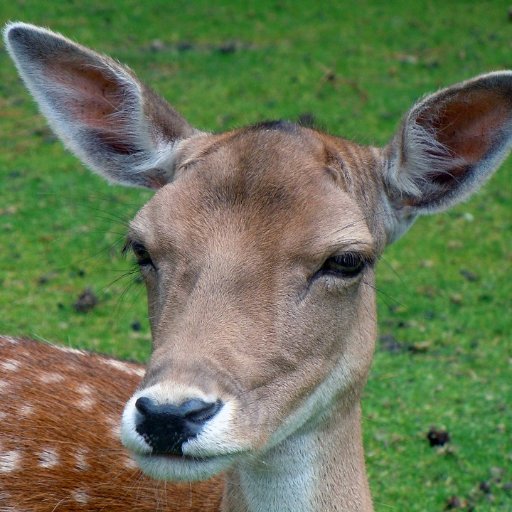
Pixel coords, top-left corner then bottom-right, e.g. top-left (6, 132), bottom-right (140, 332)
top-left (1, 1), bottom-right (511, 510)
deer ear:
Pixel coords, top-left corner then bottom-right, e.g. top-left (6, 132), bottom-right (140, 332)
top-left (4, 22), bottom-right (200, 189)
top-left (383, 71), bottom-right (512, 242)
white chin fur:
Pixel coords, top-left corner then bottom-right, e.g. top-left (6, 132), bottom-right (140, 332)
top-left (135, 452), bottom-right (236, 481)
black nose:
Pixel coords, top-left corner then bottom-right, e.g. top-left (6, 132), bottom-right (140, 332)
top-left (134, 396), bottom-right (223, 455)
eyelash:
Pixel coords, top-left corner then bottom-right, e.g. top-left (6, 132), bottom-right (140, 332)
top-left (316, 252), bottom-right (370, 280)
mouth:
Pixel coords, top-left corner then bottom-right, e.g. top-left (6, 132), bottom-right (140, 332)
top-left (133, 451), bottom-right (238, 481)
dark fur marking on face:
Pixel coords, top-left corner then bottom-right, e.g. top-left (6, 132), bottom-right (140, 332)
top-left (323, 166), bottom-right (340, 183)
top-left (247, 120), bottom-right (300, 134)
top-left (204, 175), bottom-right (294, 215)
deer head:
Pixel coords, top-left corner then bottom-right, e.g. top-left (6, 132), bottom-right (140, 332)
top-left (5, 22), bottom-right (511, 512)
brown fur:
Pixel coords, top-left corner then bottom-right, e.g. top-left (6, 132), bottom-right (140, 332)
top-left (0, 336), bottom-right (222, 511)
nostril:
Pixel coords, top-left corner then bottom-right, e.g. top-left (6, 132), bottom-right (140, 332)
top-left (135, 396), bottom-right (156, 417)
top-left (182, 399), bottom-right (223, 423)
top-left (135, 396), bottom-right (224, 423)
top-left (135, 396), bottom-right (223, 422)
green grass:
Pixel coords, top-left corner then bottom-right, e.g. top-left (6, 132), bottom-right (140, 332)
top-left (1, 1), bottom-right (511, 510)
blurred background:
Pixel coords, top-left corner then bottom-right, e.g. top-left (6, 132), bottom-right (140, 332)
top-left (1, 1), bottom-right (511, 510)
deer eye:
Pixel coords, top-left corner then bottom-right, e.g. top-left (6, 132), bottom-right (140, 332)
top-left (320, 252), bottom-right (366, 278)
top-left (131, 242), bottom-right (154, 268)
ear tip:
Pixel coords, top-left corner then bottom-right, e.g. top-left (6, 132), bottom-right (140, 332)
top-left (3, 22), bottom-right (21, 46)
top-left (480, 69), bottom-right (512, 79)
top-left (3, 22), bottom-right (60, 54)
top-left (4, 21), bottom-right (36, 41)
top-left (465, 70), bottom-right (512, 91)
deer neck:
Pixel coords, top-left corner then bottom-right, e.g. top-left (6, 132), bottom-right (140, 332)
top-left (222, 403), bottom-right (373, 512)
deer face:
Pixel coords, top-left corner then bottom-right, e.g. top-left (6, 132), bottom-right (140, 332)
top-left (120, 125), bottom-right (381, 480)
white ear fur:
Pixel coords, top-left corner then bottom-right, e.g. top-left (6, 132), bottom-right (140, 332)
top-left (4, 22), bottom-right (200, 188)
top-left (383, 71), bottom-right (512, 242)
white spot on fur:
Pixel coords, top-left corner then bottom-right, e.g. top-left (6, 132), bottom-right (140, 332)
top-left (19, 404), bottom-right (34, 418)
top-left (112, 423), bottom-right (121, 439)
top-left (78, 396), bottom-right (95, 411)
top-left (0, 380), bottom-right (9, 392)
top-left (0, 450), bottom-right (21, 473)
top-left (0, 336), bottom-right (19, 345)
top-left (71, 489), bottom-right (89, 504)
top-left (74, 448), bottom-right (89, 471)
top-left (76, 384), bottom-right (94, 396)
top-left (76, 384), bottom-right (96, 410)
top-left (105, 417), bottom-right (121, 439)
top-left (133, 367), bottom-right (145, 377)
top-left (39, 372), bottom-right (65, 384)
top-left (0, 491), bottom-right (12, 501)
top-left (123, 455), bottom-right (138, 469)
top-left (38, 447), bottom-right (59, 469)
top-left (0, 493), bottom-right (16, 512)
top-left (1, 359), bottom-right (20, 372)
top-left (102, 358), bottom-right (144, 376)
top-left (52, 344), bottom-right (85, 356)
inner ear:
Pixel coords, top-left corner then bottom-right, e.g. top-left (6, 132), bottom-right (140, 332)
top-left (417, 88), bottom-right (511, 177)
top-left (47, 61), bottom-right (130, 130)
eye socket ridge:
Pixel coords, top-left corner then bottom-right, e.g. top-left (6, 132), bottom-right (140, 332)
top-left (319, 251), bottom-right (368, 279)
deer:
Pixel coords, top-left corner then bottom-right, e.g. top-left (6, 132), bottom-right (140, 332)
top-left (3, 22), bottom-right (511, 512)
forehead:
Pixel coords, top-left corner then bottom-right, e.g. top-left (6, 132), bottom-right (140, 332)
top-left (131, 124), bottom-right (374, 253)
